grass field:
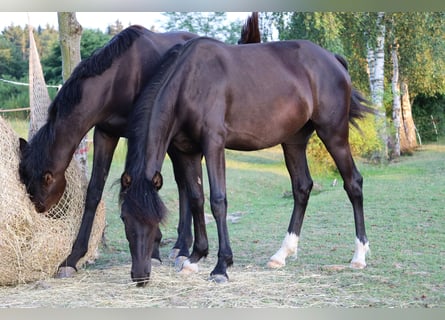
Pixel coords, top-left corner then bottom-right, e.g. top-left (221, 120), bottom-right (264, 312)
top-left (1, 119), bottom-right (444, 307)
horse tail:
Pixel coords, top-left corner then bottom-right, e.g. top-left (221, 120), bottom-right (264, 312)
top-left (334, 53), bottom-right (377, 129)
top-left (238, 12), bottom-right (261, 44)
top-left (349, 88), bottom-right (378, 130)
top-left (335, 53), bottom-right (348, 70)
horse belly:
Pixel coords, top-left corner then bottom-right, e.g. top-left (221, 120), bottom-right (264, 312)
top-left (225, 120), bottom-right (305, 151)
top-left (224, 101), bottom-right (310, 151)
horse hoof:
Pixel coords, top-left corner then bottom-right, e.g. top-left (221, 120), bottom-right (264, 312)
top-left (208, 274), bottom-right (228, 283)
top-left (350, 261), bottom-right (367, 269)
top-left (178, 259), bottom-right (199, 274)
top-left (169, 248), bottom-right (180, 260)
top-left (151, 258), bottom-right (162, 267)
top-left (267, 259), bottom-right (285, 269)
top-left (174, 255), bottom-right (188, 270)
top-left (56, 266), bottom-right (76, 278)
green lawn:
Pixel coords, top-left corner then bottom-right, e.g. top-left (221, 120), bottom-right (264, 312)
top-left (2, 118), bottom-right (444, 307)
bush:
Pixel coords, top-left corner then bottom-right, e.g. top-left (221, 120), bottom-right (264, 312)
top-left (307, 115), bottom-right (380, 176)
top-left (412, 94), bottom-right (445, 143)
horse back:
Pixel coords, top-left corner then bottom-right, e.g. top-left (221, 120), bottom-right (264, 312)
top-left (162, 38), bottom-right (352, 150)
top-left (173, 38), bottom-right (349, 99)
top-left (80, 27), bottom-right (198, 136)
top-left (171, 38), bottom-right (350, 113)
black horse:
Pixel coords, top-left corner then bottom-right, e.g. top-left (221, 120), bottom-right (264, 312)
top-left (19, 15), bottom-right (261, 279)
top-left (120, 36), bottom-right (375, 286)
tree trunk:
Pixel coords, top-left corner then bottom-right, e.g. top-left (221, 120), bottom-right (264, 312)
top-left (367, 12), bottom-right (389, 162)
top-left (400, 82), bottom-right (418, 153)
top-left (57, 12), bottom-right (88, 178)
top-left (391, 41), bottom-right (402, 158)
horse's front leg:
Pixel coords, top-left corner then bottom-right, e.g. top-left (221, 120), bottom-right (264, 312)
top-left (57, 129), bottom-right (119, 278)
top-left (168, 146), bottom-right (194, 263)
top-left (168, 146), bottom-right (209, 272)
top-left (203, 143), bottom-right (233, 283)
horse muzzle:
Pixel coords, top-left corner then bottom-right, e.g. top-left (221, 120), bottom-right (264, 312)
top-left (32, 198), bottom-right (48, 213)
top-left (131, 271), bottom-right (150, 287)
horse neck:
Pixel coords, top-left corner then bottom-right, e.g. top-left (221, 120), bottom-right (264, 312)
top-left (44, 113), bottom-right (90, 173)
top-left (136, 93), bottom-right (179, 182)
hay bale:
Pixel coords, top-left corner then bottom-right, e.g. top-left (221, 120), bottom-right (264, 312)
top-left (0, 116), bottom-right (106, 286)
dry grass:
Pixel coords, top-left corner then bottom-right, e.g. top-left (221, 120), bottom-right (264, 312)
top-left (0, 257), bottom-right (374, 308)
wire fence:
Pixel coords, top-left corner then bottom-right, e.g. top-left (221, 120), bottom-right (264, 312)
top-left (0, 78), bottom-right (60, 89)
top-left (0, 107), bottom-right (30, 113)
top-left (0, 78), bottom-right (59, 114)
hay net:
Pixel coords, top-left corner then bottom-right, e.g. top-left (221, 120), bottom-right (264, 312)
top-left (28, 25), bottom-right (52, 140)
top-left (0, 117), bottom-right (105, 286)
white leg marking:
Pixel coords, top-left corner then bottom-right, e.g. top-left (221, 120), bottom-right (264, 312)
top-left (267, 233), bottom-right (299, 269)
top-left (178, 259), bottom-right (199, 274)
top-left (56, 266), bottom-right (76, 278)
top-left (350, 237), bottom-right (370, 269)
top-left (174, 255), bottom-right (188, 271)
top-left (169, 248), bottom-right (180, 261)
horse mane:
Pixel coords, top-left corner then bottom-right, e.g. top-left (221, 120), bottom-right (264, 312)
top-left (239, 12), bottom-right (261, 44)
top-left (47, 25), bottom-right (147, 122)
top-left (119, 41), bottom-right (188, 224)
top-left (21, 26), bottom-right (147, 179)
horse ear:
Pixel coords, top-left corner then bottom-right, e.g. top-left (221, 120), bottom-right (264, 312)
top-left (43, 172), bottom-right (54, 187)
top-left (152, 171), bottom-right (163, 191)
top-left (19, 138), bottom-right (28, 154)
top-left (121, 172), bottom-right (132, 188)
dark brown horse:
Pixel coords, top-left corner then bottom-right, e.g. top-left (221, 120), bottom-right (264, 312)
top-left (120, 36), bottom-right (375, 286)
top-left (19, 16), bottom-right (261, 279)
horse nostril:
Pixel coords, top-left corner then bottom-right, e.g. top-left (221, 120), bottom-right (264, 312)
top-left (35, 202), bottom-right (46, 213)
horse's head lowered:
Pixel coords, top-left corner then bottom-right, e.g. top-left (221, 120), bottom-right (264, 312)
top-left (120, 171), bottom-right (166, 287)
top-left (19, 137), bottom-right (67, 212)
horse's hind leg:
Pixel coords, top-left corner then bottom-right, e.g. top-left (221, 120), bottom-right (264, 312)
top-left (268, 127), bottom-right (314, 268)
top-left (316, 124), bottom-right (369, 269)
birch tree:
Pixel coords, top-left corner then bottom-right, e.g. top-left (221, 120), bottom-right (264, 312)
top-left (367, 12), bottom-right (389, 162)
top-left (389, 20), bottom-right (417, 155)
top-left (57, 12), bottom-right (88, 178)
top-left (391, 38), bottom-right (402, 157)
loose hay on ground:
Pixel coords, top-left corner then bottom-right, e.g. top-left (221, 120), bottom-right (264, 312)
top-left (0, 258), bottom-right (381, 307)
top-left (0, 116), bottom-right (106, 286)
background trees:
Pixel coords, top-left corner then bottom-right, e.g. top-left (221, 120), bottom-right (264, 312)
top-left (266, 12), bottom-right (445, 160)
top-left (161, 12), bottom-right (243, 44)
